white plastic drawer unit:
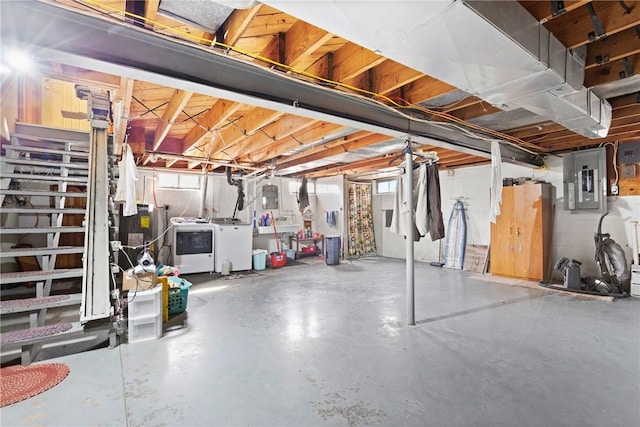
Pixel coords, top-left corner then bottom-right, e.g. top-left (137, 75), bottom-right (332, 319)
top-left (631, 265), bottom-right (640, 297)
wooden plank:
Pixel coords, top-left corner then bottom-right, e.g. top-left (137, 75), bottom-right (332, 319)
top-left (585, 29), bottom-right (640, 70)
top-left (333, 42), bottom-right (386, 82)
top-left (220, 4), bottom-right (263, 46)
top-left (144, 0), bottom-right (160, 29)
top-left (541, 2), bottom-right (640, 49)
top-left (209, 107), bottom-right (284, 155)
top-left (181, 99), bottom-right (241, 153)
top-left (463, 244), bottom-right (490, 273)
top-left (519, 0), bottom-right (592, 24)
top-left (584, 54), bottom-right (640, 87)
top-left (114, 77), bottom-right (134, 155)
top-left (245, 122), bottom-right (344, 163)
top-left (152, 89), bottom-right (193, 151)
top-left (284, 20), bottom-right (334, 70)
top-left (277, 133), bottom-right (394, 170)
top-left (241, 11), bottom-right (296, 38)
top-left (223, 115), bottom-right (315, 159)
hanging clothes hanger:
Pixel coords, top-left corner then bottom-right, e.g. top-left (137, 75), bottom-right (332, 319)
top-left (389, 139), bottom-right (438, 171)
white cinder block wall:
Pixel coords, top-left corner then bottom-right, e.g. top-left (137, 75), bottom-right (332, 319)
top-left (375, 156), bottom-right (639, 278)
top-left (314, 176), bottom-right (345, 239)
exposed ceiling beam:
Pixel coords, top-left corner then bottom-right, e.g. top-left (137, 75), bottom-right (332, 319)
top-left (284, 20), bottom-right (334, 70)
top-left (221, 115), bottom-right (316, 160)
top-left (332, 42), bottom-right (386, 82)
top-left (584, 54), bottom-right (640, 86)
top-left (182, 99), bottom-right (241, 153)
top-left (144, 0), bottom-right (160, 29)
top-left (0, 1), bottom-right (542, 168)
top-left (277, 133), bottom-right (393, 170)
top-left (153, 88), bottom-right (193, 151)
top-left (210, 107), bottom-right (285, 156)
top-left (585, 29), bottom-right (640, 70)
top-left (220, 4), bottom-right (263, 45)
top-left (114, 77), bottom-right (134, 155)
top-left (540, 2), bottom-right (640, 49)
top-left (520, 0), bottom-right (592, 24)
top-left (250, 122), bottom-right (346, 163)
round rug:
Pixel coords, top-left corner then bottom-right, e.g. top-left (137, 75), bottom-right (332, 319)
top-left (0, 363), bottom-right (70, 407)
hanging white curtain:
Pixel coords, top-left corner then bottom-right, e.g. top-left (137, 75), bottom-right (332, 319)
top-left (489, 140), bottom-right (502, 224)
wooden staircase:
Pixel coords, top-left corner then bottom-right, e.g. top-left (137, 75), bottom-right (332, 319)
top-left (0, 122), bottom-right (115, 364)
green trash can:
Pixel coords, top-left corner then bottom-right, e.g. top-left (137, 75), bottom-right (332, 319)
top-left (252, 249), bottom-right (267, 270)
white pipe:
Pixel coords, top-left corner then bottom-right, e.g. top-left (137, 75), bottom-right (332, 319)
top-left (631, 221), bottom-right (639, 265)
top-left (199, 169), bottom-right (208, 218)
top-left (405, 150), bottom-right (415, 326)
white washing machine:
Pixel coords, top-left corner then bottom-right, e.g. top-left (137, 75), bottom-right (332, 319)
top-left (170, 217), bottom-right (216, 274)
top-left (212, 222), bottom-right (253, 272)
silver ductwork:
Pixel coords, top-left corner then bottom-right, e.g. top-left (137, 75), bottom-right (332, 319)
top-left (264, 0), bottom-right (612, 138)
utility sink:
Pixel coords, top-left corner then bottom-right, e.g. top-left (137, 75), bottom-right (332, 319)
top-left (257, 224), bottom-right (300, 235)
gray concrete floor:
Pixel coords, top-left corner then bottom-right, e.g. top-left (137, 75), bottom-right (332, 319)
top-left (2, 256), bottom-right (639, 426)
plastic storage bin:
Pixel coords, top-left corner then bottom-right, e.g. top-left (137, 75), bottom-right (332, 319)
top-left (326, 236), bottom-right (341, 265)
top-left (253, 249), bottom-right (267, 270)
top-left (128, 313), bottom-right (162, 343)
top-left (167, 277), bottom-right (192, 316)
top-left (285, 249), bottom-right (296, 260)
top-left (127, 285), bottom-right (162, 319)
top-left (270, 252), bottom-right (287, 268)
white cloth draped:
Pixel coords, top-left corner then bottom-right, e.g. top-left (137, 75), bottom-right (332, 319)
top-left (489, 140), bottom-right (502, 224)
top-left (115, 144), bottom-right (138, 216)
top-left (391, 163), bottom-right (427, 237)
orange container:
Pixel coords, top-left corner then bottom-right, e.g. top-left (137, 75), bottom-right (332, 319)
top-left (270, 252), bottom-right (287, 268)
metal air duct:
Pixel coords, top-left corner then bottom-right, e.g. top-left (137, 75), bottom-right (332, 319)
top-left (264, 0), bottom-right (612, 138)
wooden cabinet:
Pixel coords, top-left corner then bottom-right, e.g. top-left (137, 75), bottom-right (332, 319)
top-left (490, 183), bottom-right (553, 281)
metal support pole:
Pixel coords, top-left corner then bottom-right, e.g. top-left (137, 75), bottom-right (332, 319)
top-left (405, 150), bottom-right (415, 325)
top-left (80, 87), bottom-right (113, 322)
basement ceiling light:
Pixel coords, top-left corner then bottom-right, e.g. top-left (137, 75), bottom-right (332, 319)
top-left (158, 0), bottom-right (234, 33)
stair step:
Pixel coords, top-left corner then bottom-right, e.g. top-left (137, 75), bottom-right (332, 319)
top-left (0, 246), bottom-right (85, 258)
top-left (0, 173), bottom-right (88, 183)
top-left (0, 268), bottom-right (83, 285)
top-left (0, 207), bottom-right (86, 214)
top-left (1, 226), bottom-right (86, 234)
top-left (14, 122), bottom-right (90, 144)
top-left (3, 145), bottom-right (90, 158)
top-left (1, 158), bottom-right (89, 169)
top-left (12, 133), bottom-right (90, 146)
top-left (0, 189), bottom-right (88, 198)
top-left (0, 322), bottom-right (84, 347)
top-left (0, 294), bottom-right (82, 315)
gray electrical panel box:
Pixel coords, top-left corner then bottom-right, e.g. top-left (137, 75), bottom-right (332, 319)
top-left (563, 147), bottom-right (607, 214)
top-left (617, 141), bottom-right (640, 164)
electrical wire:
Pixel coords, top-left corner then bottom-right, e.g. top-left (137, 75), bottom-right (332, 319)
top-left (600, 141), bottom-right (620, 193)
top-left (76, 0), bottom-right (544, 158)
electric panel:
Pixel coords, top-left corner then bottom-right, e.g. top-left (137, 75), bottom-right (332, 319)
top-left (563, 147), bottom-right (607, 213)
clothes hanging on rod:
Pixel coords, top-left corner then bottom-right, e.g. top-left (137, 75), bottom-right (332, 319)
top-left (326, 210), bottom-right (338, 227)
top-left (391, 166), bottom-right (426, 242)
top-left (425, 162), bottom-right (445, 240)
top-left (298, 177), bottom-right (309, 214)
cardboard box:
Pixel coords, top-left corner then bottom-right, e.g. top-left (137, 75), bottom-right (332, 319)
top-left (122, 269), bottom-right (157, 291)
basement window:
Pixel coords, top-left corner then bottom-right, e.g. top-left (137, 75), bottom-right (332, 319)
top-left (376, 179), bottom-right (397, 194)
top-left (157, 172), bottom-right (200, 190)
